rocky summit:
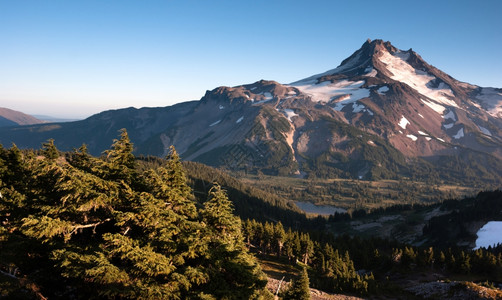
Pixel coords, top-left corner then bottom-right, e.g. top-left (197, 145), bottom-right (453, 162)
top-left (1, 39), bottom-right (501, 183)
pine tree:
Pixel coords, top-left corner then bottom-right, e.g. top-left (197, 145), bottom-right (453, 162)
top-left (6, 133), bottom-right (272, 299)
top-left (283, 266), bottom-right (310, 300)
top-left (199, 184), bottom-right (269, 299)
top-left (274, 222), bottom-right (286, 257)
top-left (243, 219), bottom-right (255, 247)
top-left (68, 144), bottom-right (94, 173)
top-left (42, 139), bottom-right (59, 160)
top-left (102, 128), bottom-right (137, 185)
top-left (3, 144), bottom-right (26, 187)
top-left (145, 146), bottom-right (196, 218)
top-left (300, 233), bottom-right (314, 264)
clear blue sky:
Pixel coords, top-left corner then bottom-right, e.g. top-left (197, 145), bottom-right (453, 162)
top-left (1, 0), bottom-right (500, 118)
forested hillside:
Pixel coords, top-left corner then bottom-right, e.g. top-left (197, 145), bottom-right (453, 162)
top-left (0, 130), bottom-right (271, 299)
top-left (1, 130), bottom-right (502, 299)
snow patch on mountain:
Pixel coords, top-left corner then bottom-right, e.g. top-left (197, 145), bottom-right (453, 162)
top-left (236, 116), bottom-right (244, 124)
top-left (283, 109), bottom-right (298, 122)
top-left (379, 50), bottom-right (457, 107)
top-left (290, 52), bottom-right (364, 86)
top-left (477, 125), bottom-right (492, 136)
top-left (443, 123), bottom-right (454, 129)
top-left (421, 99), bottom-right (446, 114)
top-left (364, 67), bottom-right (378, 77)
top-left (476, 88), bottom-right (502, 117)
top-left (261, 92), bottom-right (273, 100)
top-left (352, 102), bottom-right (365, 113)
top-left (253, 92), bottom-right (274, 104)
top-left (209, 120), bottom-right (221, 127)
top-left (377, 86), bottom-right (389, 95)
top-left (399, 116), bottom-right (410, 129)
top-left (443, 110), bottom-right (456, 121)
top-left (406, 134), bottom-right (418, 141)
top-left (292, 79), bottom-right (370, 106)
top-left (219, 105), bottom-right (225, 110)
top-left (418, 131), bottom-right (428, 136)
top-left (453, 128), bottom-right (464, 139)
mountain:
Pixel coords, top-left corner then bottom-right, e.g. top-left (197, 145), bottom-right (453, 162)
top-left (0, 107), bottom-right (45, 127)
top-left (290, 39), bottom-right (502, 157)
top-left (1, 39), bottom-right (501, 183)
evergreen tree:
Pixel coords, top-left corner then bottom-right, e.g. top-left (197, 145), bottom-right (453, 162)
top-left (3, 144), bottom-right (26, 188)
top-left (283, 266), bottom-right (310, 300)
top-left (273, 222), bottom-right (286, 257)
top-left (300, 233), bottom-right (314, 264)
top-left (42, 139), bottom-right (59, 160)
top-left (145, 146), bottom-right (196, 218)
top-left (2, 134), bottom-right (271, 299)
top-left (68, 144), bottom-right (94, 173)
top-left (200, 184), bottom-right (269, 299)
top-left (102, 128), bottom-right (137, 185)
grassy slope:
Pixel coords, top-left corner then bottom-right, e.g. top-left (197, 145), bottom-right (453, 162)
top-left (240, 174), bottom-right (480, 210)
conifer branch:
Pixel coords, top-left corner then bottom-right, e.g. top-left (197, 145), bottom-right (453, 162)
top-left (69, 218), bottom-right (111, 236)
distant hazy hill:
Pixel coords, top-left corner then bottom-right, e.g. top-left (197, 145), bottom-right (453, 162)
top-left (33, 115), bottom-right (82, 123)
top-left (0, 107), bottom-right (45, 127)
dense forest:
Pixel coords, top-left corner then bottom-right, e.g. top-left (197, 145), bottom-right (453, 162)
top-left (0, 130), bottom-right (271, 299)
top-left (1, 130), bottom-right (502, 299)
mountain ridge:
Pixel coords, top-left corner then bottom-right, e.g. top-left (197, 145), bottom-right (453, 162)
top-left (0, 107), bottom-right (45, 127)
top-left (0, 39), bottom-right (501, 184)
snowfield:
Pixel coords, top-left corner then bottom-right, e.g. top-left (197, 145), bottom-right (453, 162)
top-left (378, 50), bottom-right (457, 108)
top-left (406, 134), bottom-right (418, 141)
top-left (292, 79), bottom-right (370, 107)
top-left (352, 102), bottom-right (365, 113)
top-left (452, 128), bottom-right (464, 139)
top-left (282, 109), bottom-right (298, 122)
top-left (443, 110), bottom-right (456, 121)
top-left (477, 125), bottom-right (492, 136)
top-left (421, 98), bottom-right (446, 114)
top-left (399, 116), bottom-right (410, 129)
top-left (364, 67), bottom-right (378, 77)
top-left (476, 88), bottom-right (502, 117)
top-left (475, 221), bottom-right (502, 249)
top-left (377, 86), bottom-right (389, 94)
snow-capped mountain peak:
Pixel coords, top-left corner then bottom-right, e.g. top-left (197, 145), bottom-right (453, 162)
top-left (288, 39), bottom-right (502, 160)
top-left (1, 39), bottom-right (501, 182)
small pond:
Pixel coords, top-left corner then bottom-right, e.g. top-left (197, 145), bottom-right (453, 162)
top-left (294, 201), bottom-right (347, 216)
